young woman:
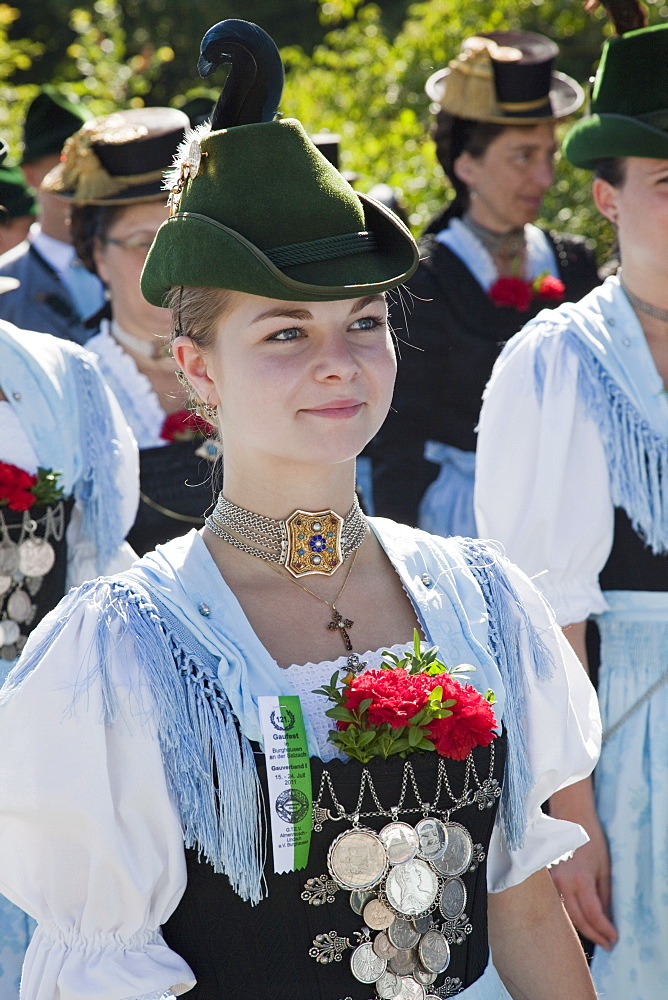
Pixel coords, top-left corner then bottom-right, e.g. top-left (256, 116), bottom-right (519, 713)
top-left (42, 107), bottom-right (219, 555)
top-left (0, 20), bottom-right (599, 1000)
top-left (475, 9), bottom-right (668, 1000)
top-left (371, 31), bottom-right (599, 536)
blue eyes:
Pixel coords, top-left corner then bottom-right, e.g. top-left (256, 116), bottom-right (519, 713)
top-left (266, 315), bottom-right (384, 342)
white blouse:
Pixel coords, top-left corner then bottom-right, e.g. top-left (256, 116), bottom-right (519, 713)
top-left (0, 401), bottom-right (39, 472)
top-left (474, 278), bottom-right (668, 626)
top-left (87, 324), bottom-right (167, 450)
top-left (0, 527), bottom-right (599, 999)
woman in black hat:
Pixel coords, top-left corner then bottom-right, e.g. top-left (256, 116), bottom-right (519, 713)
top-left (371, 31), bottom-right (599, 536)
top-left (0, 20), bottom-right (598, 1000)
top-left (42, 108), bottom-right (219, 556)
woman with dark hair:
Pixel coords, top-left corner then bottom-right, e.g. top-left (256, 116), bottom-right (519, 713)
top-left (42, 109), bottom-right (219, 556)
top-left (371, 32), bottom-right (599, 535)
top-left (476, 7), bottom-right (668, 997)
top-left (0, 20), bottom-right (599, 1000)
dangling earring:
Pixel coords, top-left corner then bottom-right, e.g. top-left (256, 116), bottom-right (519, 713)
top-left (200, 401), bottom-right (218, 420)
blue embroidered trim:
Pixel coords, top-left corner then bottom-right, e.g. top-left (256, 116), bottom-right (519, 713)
top-left (6, 579), bottom-right (266, 905)
top-left (534, 330), bottom-right (668, 554)
top-left (459, 539), bottom-right (554, 852)
top-left (70, 356), bottom-right (125, 572)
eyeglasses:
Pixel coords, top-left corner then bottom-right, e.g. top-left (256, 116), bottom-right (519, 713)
top-left (104, 233), bottom-right (156, 256)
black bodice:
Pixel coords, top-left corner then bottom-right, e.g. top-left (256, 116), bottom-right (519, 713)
top-left (162, 735), bottom-right (506, 1000)
top-left (599, 507), bottom-right (667, 592)
top-left (127, 441), bottom-right (218, 556)
top-left (0, 498), bottom-right (74, 662)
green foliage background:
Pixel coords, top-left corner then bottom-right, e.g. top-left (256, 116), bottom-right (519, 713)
top-left (3, 0), bottom-right (667, 260)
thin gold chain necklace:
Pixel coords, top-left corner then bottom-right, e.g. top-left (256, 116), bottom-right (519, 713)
top-left (264, 545), bottom-right (361, 651)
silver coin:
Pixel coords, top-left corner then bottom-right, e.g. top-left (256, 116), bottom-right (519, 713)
top-left (364, 898), bottom-right (395, 930)
top-left (18, 538), bottom-right (55, 577)
top-left (373, 931), bottom-right (398, 961)
top-left (389, 948), bottom-right (416, 977)
top-left (0, 542), bottom-right (18, 575)
top-left (376, 970), bottom-right (401, 999)
top-left (328, 828), bottom-right (388, 890)
top-left (388, 918), bottom-right (420, 950)
top-left (379, 821), bottom-right (420, 864)
top-left (385, 859), bottom-right (439, 917)
top-left (432, 823), bottom-right (474, 876)
top-left (350, 941), bottom-right (386, 984)
top-left (411, 914), bottom-right (432, 935)
top-left (0, 620), bottom-right (20, 646)
top-left (415, 817), bottom-right (448, 861)
top-left (0, 575), bottom-right (12, 596)
top-left (418, 929), bottom-right (451, 974)
top-left (1, 644), bottom-right (17, 661)
top-left (395, 976), bottom-right (426, 1000)
top-left (350, 889), bottom-right (377, 915)
top-left (425, 995), bottom-right (442, 999)
top-left (7, 589), bottom-right (31, 623)
top-left (412, 964), bottom-right (437, 986)
top-left (439, 877), bottom-right (467, 920)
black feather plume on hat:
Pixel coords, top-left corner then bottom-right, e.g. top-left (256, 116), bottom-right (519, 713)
top-left (597, 0), bottom-right (648, 35)
top-left (198, 19), bottom-right (284, 129)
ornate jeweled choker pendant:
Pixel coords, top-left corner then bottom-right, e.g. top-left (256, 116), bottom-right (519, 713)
top-left (284, 509), bottom-right (344, 578)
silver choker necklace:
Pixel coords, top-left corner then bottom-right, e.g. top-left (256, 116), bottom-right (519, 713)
top-left (462, 213), bottom-right (526, 260)
top-left (110, 320), bottom-right (171, 360)
top-left (621, 281), bottom-right (668, 324)
top-left (205, 493), bottom-right (367, 578)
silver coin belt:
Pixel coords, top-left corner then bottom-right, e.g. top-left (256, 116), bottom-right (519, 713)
top-left (304, 748), bottom-right (500, 1000)
top-left (205, 493), bottom-right (367, 566)
top-left (0, 502), bottom-right (65, 661)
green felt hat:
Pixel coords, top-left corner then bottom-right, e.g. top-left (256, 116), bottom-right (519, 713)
top-left (141, 19), bottom-right (418, 305)
top-left (0, 164), bottom-right (37, 219)
top-left (564, 23), bottom-right (668, 169)
top-left (22, 85), bottom-right (92, 165)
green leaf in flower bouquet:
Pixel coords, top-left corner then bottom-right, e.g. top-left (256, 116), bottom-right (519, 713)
top-left (427, 685), bottom-right (443, 704)
top-left (485, 689), bottom-right (496, 704)
top-left (325, 705), bottom-right (356, 723)
top-left (357, 729), bottom-right (377, 747)
top-left (408, 726), bottom-right (424, 747)
top-left (356, 698), bottom-right (373, 716)
top-left (417, 736), bottom-right (436, 751)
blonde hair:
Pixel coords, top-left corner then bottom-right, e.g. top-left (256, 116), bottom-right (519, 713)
top-left (167, 285), bottom-right (235, 422)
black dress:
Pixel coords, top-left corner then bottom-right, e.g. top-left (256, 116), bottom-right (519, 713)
top-left (127, 441), bottom-right (218, 556)
top-left (371, 228), bottom-right (600, 525)
top-left (163, 736), bottom-right (506, 1000)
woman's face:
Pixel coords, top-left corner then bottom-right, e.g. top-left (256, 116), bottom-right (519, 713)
top-left (593, 157), bottom-right (668, 272)
top-left (455, 122), bottom-right (557, 230)
top-left (93, 201), bottom-right (170, 335)
top-left (174, 291), bottom-right (396, 471)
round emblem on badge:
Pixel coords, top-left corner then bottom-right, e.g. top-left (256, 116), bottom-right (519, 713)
top-left (275, 788), bottom-right (309, 823)
top-left (270, 707), bottom-right (296, 732)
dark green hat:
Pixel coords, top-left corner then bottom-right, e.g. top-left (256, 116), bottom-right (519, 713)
top-left (141, 19), bottom-right (418, 305)
top-left (0, 164), bottom-right (37, 220)
top-left (22, 85), bottom-right (93, 165)
top-left (564, 23), bottom-right (668, 169)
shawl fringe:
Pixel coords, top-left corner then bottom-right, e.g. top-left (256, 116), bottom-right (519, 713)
top-left (5, 579), bottom-right (266, 905)
top-left (459, 539), bottom-right (554, 852)
top-left (534, 330), bottom-right (668, 554)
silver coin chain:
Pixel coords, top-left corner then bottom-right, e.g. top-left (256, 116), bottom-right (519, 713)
top-left (205, 492), bottom-right (367, 566)
top-left (312, 746), bottom-right (499, 831)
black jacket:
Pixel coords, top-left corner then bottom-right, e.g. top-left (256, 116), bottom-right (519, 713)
top-left (371, 229), bottom-right (600, 525)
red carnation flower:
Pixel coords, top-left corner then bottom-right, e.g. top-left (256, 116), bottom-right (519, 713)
top-left (536, 275), bottom-right (565, 302)
top-left (427, 681), bottom-right (497, 760)
top-left (489, 276), bottom-right (532, 311)
top-left (160, 409), bottom-right (215, 442)
top-left (0, 461), bottom-right (38, 510)
top-left (341, 669), bottom-right (436, 729)
top-left (6, 488), bottom-right (36, 512)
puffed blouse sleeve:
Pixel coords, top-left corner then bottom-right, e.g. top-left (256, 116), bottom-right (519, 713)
top-left (474, 321), bottom-right (613, 626)
top-left (0, 598), bottom-right (195, 1000)
top-left (487, 557), bottom-right (601, 893)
